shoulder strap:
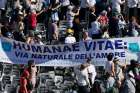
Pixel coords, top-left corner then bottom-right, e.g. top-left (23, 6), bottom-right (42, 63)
top-left (129, 78), bottom-right (136, 87)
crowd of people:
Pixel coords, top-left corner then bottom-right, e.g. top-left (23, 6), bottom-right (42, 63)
top-left (0, 0), bottom-right (140, 93)
top-left (17, 54), bottom-right (140, 93)
top-left (0, 0), bottom-right (140, 45)
top-left (73, 54), bottom-right (140, 93)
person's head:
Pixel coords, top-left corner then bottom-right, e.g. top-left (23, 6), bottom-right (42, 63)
top-left (130, 59), bottom-right (139, 67)
top-left (113, 56), bottom-right (120, 64)
top-left (74, 16), bottom-right (80, 24)
top-left (68, 5), bottom-right (74, 11)
top-left (80, 64), bottom-right (87, 70)
top-left (130, 16), bottom-right (137, 23)
top-left (30, 9), bottom-right (36, 14)
top-left (66, 28), bottom-right (74, 36)
top-left (118, 14), bottom-right (123, 20)
top-left (26, 33), bottom-right (34, 43)
top-left (6, 32), bottom-right (13, 38)
top-left (28, 60), bottom-right (35, 67)
top-left (107, 53), bottom-right (114, 61)
top-left (102, 26), bottom-right (108, 32)
top-left (106, 72), bottom-right (112, 78)
top-left (28, 31), bottom-right (35, 38)
top-left (86, 58), bottom-right (92, 64)
top-left (83, 31), bottom-right (89, 39)
top-left (90, 6), bottom-right (95, 13)
top-left (101, 10), bottom-right (107, 16)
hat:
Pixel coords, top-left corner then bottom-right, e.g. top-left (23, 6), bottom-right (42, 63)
top-left (128, 71), bottom-right (134, 78)
top-left (67, 29), bottom-right (74, 34)
top-left (113, 56), bottom-right (119, 62)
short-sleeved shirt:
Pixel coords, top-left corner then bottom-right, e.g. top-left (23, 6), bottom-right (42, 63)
top-left (19, 77), bottom-right (28, 93)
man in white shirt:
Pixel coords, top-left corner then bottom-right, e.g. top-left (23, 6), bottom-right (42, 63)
top-left (74, 64), bottom-right (90, 93)
top-left (85, 58), bottom-right (97, 92)
top-left (79, 0), bottom-right (96, 21)
top-left (111, 0), bottom-right (125, 14)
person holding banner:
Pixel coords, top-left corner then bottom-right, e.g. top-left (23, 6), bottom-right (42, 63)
top-left (113, 56), bottom-right (125, 88)
top-left (74, 64), bottom-right (91, 93)
top-left (84, 58), bottom-right (97, 93)
top-left (19, 69), bottom-right (30, 93)
top-left (28, 60), bottom-right (38, 89)
top-left (105, 53), bottom-right (115, 77)
top-left (22, 60), bottom-right (38, 93)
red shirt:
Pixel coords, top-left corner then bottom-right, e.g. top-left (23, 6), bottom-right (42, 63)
top-left (98, 15), bottom-right (108, 26)
top-left (29, 13), bottom-right (37, 29)
top-left (19, 77), bottom-right (28, 93)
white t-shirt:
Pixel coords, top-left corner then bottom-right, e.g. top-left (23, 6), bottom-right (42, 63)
top-left (105, 61), bottom-right (113, 74)
top-left (89, 21), bottom-right (100, 35)
top-left (87, 64), bottom-right (97, 84)
top-left (65, 36), bottom-right (76, 44)
top-left (74, 67), bottom-right (89, 86)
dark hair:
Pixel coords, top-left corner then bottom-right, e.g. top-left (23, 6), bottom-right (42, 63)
top-left (80, 64), bottom-right (86, 70)
top-left (90, 16), bottom-right (97, 22)
top-left (107, 53), bottom-right (113, 61)
top-left (86, 58), bottom-right (91, 63)
top-left (130, 59), bottom-right (138, 66)
top-left (28, 60), bottom-right (35, 66)
top-left (102, 26), bottom-right (108, 32)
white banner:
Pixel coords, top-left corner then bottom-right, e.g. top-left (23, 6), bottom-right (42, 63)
top-left (0, 37), bottom-right (140, 66)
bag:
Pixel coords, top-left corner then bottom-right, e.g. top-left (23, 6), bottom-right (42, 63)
top-left (26, 80), bottom-right (34, 90)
